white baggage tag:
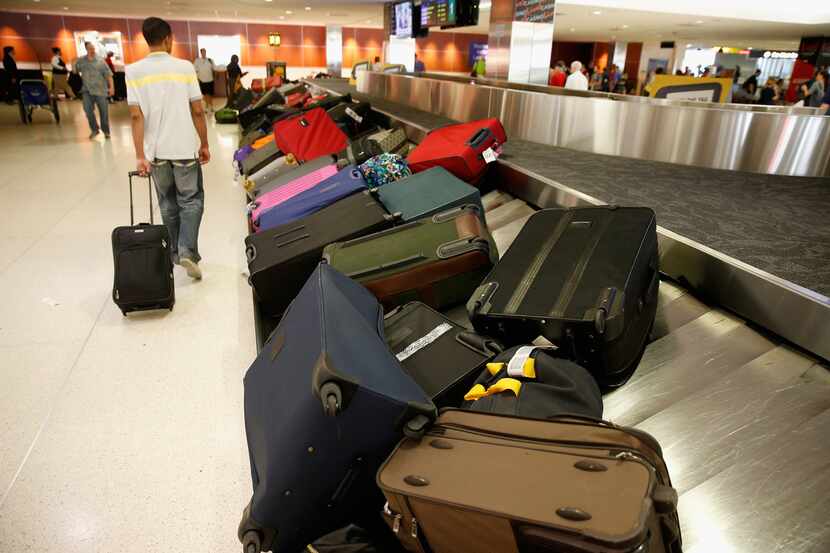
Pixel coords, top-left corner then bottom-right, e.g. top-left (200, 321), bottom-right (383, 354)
top-left (506, 345), bottom-right (553, 378)
top-left (482, 147), bottom-right (498, 164)
top-left (395, 323), bottom-right (452, 362)
top-left (345, 107), bottom-right (364, 123)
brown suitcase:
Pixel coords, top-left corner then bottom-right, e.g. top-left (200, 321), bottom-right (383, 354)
top-left (378, 410), bottom-right (682, 553)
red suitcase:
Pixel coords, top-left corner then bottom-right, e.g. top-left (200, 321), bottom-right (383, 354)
top-left (272, 107), bottom-right (348, 163)
top-left (407, 118), bottom-right (507, 184)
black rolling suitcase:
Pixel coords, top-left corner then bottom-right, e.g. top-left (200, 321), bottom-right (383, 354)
top-left (383, 301), bottom-right (502, 408)
top-left (468, 206), bottom-right (659, 388)
top-left (246, 191), bottom-right (396, 317)
top-left (327, 101), bottom-right (374, 138)
top-left (238, 263), bottom-right (435, 553)
top-left (241, 141), bottom-right (282, 177)
top-left (111, 172), bottom-right (174, 315)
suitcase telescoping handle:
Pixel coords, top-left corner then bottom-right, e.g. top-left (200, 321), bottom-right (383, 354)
top-left (127, 170), bottom-right (154, 226)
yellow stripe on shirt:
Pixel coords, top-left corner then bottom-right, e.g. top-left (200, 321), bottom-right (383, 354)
top-left (126, 72), bottom-right (198, 88)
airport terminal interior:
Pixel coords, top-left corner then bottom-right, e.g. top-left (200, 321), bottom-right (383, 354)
top-left (0, 1), bottom-right (829, 552)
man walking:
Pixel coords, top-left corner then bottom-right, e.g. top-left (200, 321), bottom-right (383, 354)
top-left (127, 17), bottom-right (210, 280)
top-left (74, 42), bottom-right (114, 138)
top-left (50, 47), bottom-right (75, 99)
top-left (193, 48), bottom-right (215, 112)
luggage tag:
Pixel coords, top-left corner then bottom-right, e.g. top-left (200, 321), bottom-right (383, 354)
top-left (504, 345), bottom-right (554, 378)
top-left (395, 323), bottom-right (453, 362)
top-left (345, 107), bottom-right (364, 124)
top-left (482, 147), bottom-right (498, 164)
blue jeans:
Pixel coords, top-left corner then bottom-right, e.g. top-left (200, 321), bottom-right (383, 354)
top-left (150, 160), bottom-right (204, 263)
top-left (82, 92), bottom-right (109, 134)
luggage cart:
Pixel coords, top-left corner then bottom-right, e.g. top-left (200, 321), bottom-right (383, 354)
top-left (18, 79), bottom-right (60, 124)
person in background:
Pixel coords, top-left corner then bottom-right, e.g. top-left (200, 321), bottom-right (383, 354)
top-left (758, 78), bottom-right (779, 105)
top-left (127, 16), bottom-right (209, 281)
top-left (701, 66), bottom-right (711, 78)
top-left (589, 69), bottom-right (603, 91)
top-left (615, 72), bottom-right (628, 94)
top-left (372, 56), bottom-right (383, 72)
top-left (104, 52), bottom-right (117, 102)
top-left (548, 60), bottom-right (567, 87)
top-left (820, 86), bottom-right (830, 114)
top-left (3, 46), bottom-right (18, 102)
top-left (742, 68), bottom-right (761, 97)
top-left (193, 48), bottom-right (215, 112)
top-left (50, 47), bottom-right (75, 100)
top-left (472, 54), bottom-right (486, 77)
top-left (802, 71), bottom-right (826, 108)
top-left (608, 64), bottom-right (620, 92)
top-left (225, 54), bottom-right (246, 105)
top-left (74, 42), bottom-right (114, 139)
top-left (733, 65), bottom-right (741, 83)
top-left (413, 53), bottom-right (425, 73)
top-left (565, 60), bottom-right (588, 91)
top-left (776, 78), bottom-right (786, 105)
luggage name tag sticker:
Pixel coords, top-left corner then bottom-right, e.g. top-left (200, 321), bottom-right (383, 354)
top-left (395, 323), bottom-right (452, 362)
top-left (345, 107), bottom-right (364, 124)
top-left (506, 346), bottom-right (552, 378)
top-left (482, 147), bottom-right (498, 164)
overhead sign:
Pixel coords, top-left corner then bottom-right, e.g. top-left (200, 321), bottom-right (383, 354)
top-left (645, 75), bottom-right (733, 103)
top-left (514, 0), bottom-right (556, 23)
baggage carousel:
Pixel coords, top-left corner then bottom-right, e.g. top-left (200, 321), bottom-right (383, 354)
top-left (278, 78), bottom-right (830, 553)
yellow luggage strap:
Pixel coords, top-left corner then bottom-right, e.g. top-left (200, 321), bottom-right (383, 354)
top-left (464, 378), bottom-right (523, 401)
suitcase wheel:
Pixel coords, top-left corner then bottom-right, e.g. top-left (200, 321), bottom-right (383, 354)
top-left (320, 381), bottom-right (342, 417)
top-left (241, 530), bottom-right (262, 553)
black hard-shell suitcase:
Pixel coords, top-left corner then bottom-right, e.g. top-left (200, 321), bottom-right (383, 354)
top-left (238, 263), bottom-right (435, 553)
top-left (327, 101), bottom-right (374, 138)
top-left (111, 172), bottom-right (174, 315)
top-left (241, 141), bottom-right (282, 177)
top-left (245, 191), bottom-right (396, 317)
top-left (468, 206), bottom-right (659, 388)
top-left (383, 301), bottom-right (502, 408)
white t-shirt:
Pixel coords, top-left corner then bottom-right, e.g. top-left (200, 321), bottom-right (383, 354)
top-left (193, 57), bottom-right (214, 83)
top-left (565, 71), bottom-right (589, 91)
top-left (126, 52), bottom-right (202, 160)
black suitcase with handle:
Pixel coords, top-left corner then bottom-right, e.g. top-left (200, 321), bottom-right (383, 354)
top-left (467, 206), bottom-right (659, 388)
top-left (383, 301), bottom-right (502, 408)
top-left (111, 172), bottom-right (174, 315)
top-left (246, 190), bottom-right (397, 318)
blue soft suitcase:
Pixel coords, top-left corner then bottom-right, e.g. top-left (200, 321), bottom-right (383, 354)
top-left (256, 166), bottom-right (368, 231)
top-left (373, 166), bottom-right (483, 222)
top-left (238, 263), bottom-right (435, 553)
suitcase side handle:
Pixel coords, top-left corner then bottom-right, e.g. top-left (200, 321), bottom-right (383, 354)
top-left (466, 127), bottom-right (495, 149)
top-left (127, 171), bottom-right (154, 226)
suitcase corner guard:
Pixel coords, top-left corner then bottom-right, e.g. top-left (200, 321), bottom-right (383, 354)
top-left (467, 281), bottom-right (498, 318)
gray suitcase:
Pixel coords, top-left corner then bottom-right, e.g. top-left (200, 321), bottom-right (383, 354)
top-left (247, 155), bottom-right (335, 200)
top-left (244, 154), bottom-right (298, 199)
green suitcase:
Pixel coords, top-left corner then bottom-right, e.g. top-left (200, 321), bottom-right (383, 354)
top-left (323, 205), bottom-right (497, 311)
top-left (215, 107), bottom-right (238, 124)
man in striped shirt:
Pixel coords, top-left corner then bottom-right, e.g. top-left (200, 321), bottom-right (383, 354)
top-left (127, 17), bottom-right (210, 280)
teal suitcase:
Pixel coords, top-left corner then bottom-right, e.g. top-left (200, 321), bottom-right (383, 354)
top-left (373, 166), bottom-right (483, 223)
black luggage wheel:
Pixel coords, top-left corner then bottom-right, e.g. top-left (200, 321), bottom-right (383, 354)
top-left (320, 381), bottom-right (342, 417)
top-left (241, 530), bottom-right (262, 553)
top-left (403, 414), bottom-right (430, 440)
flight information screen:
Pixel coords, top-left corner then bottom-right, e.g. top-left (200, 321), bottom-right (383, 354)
top-left (420, 0), bottom-right (457, 27)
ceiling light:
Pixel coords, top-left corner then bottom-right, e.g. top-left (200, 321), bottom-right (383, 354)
top-left (592, 10), bottom-right (601, 15)
top-left (33, 0), bottom-right (40, 3)
top-left (686, 43), bottom-right (692, 47)
top-left (265, 0), bottom-right (272, 2)
top-left (305, 6), bottom-right (311, 10)
top-left (569, 27), bottom-right (576, 32)
top-left (279, 15), bottom-right (284, 19)
top-left (63, 5), bottom-right (69, 9)
top-left (622, 24), bottom-right (629, 28)
top-left (695, 20), bottom-right (703, 24)
top-left (285, 10), bottom-right (292, 14)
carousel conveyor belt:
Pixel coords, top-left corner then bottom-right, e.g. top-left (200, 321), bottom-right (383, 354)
top-left (248, 81), bottom-right (830, 553)
top-left (305, 78), bottom-right (830, 362)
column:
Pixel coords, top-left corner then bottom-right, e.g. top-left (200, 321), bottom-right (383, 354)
top-left (486, 0), bottom-right (556, 84)
top-left (326, 25), bottom-right (343, 77)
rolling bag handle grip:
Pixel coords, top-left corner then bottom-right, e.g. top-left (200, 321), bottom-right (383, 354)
top-left (466, 127), bottom-right (494, 150)
top-left (127, 170), bottom-right (154, 226)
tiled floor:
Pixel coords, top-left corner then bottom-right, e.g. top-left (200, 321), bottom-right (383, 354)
top-left (0, 100), bottom-right (254, 551)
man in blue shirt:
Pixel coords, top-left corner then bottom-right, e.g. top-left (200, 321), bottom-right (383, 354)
top-left (414, 53), bottom-right (425, 72)
top-left (74, 42), bottom-right (114, 139)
